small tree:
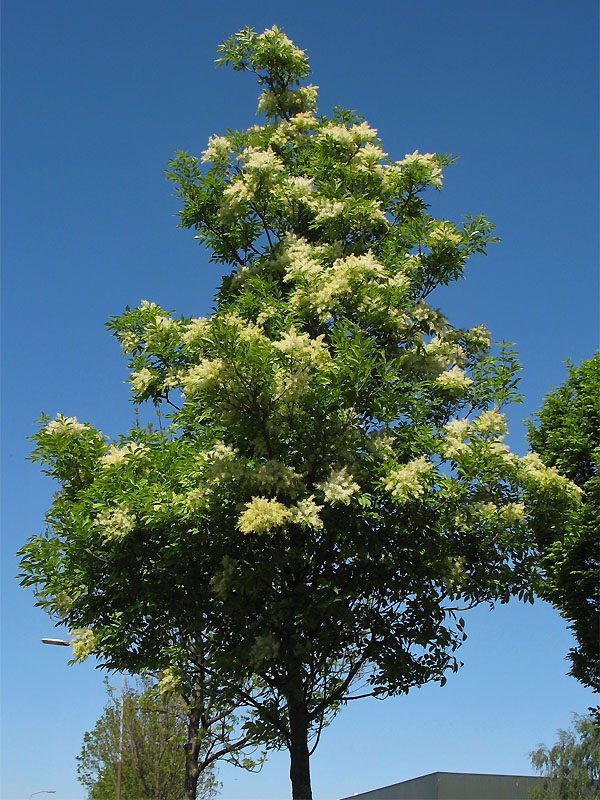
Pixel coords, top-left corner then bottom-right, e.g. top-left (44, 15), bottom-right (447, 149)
top-left (529, 715), bottom-right (600, 799)
top-left (77, 676), bottom-right (219, 800)
top-left (19, 26), bottom-right (581, 800)
top-left (527, 353), bottom-right (600, 692)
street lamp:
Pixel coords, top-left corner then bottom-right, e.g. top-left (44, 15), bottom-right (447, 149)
top-left (41, 637), bottom-right (125, 800)
top-left (29, 791), bottom-right (56, 799)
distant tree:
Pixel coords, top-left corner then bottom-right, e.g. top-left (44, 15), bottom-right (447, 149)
top-left (76, 676), bottom-right (219, 800)
top-left (527, 353), bottom-right (600, 692)
top-left (529, 714), bottom-right (600, 799)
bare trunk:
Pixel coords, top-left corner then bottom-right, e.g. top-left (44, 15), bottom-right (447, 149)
top-left (288, 695), bottom-right (312, 800)
top-left (182, 704), bottom-right (201, 800)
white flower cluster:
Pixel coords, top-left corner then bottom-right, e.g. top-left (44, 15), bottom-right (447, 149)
top-left (238, 496), bottom-right (290, 534)
top-left (201, 134), bottom-right (230, 164)
top-left (319, 121), bottom-right (378, 148)
top-left (238, 494), bottom-right (323, 534)
top-left (254, 459), bottom-right (302, 495)
top-left (309, 197), bottom-right (346, 223)
top-left (425, 336), bottom-right (466, 368)
top-left (220, 179), bottom-right (254, 220)
top-left (293, 495), bottom-right (325, 528)
top-left (220, 311), bottom-right (267, 345)
top-left (243, 145), bottom-right (284, 174)
top-left (130, 367), bottom-right (154, 396)
top-left (219, 146), bottom-right (287, 221)
top-left (279, 235), bottom-right (325, 283)
top-left (71, 628), bottom-right (96, 662)
top-left (144, 315), bottom-right (180, 347)
top-left (428, 221), bottom-right (462, 249)
top-left (45, 414), bottom-right (88, 437)
top-left (465, 323), bottom-right (491, 353)
top-left (351, 142), bottom-right (387, 172)
top-left (291, 252), bottom-right (386, 317)
top-left (473, 501), bottom-right (526, 525)
top-left (101, 441), bottom-right (148, 468)
top-left (316, 466), bottom-right (360, 505)
top-left (181, 359), bottom-right (224, 399)
top-left (118, 329), bottom-right (139, 352)
top-left (367, 430), bottom-right (397, 458)
top-left (94, 503), bottom-right (136, 540)
top-left (395, 150), bottom-right (443, 188)
top-left (518, 452), bottom-right (582, 497)
top-left (273, 326), bottom-right (329, 365)
top-left (436, 365), bottom-right (474, 393)
top-left (472, 408), bottom-right (508, 438)
top-left (442, 417), bottom-right (471, 458)
top-left (157, 666), bottom-right (181, 695)
top-left (257, 84), bottom-right (318, 118)
top-left (203, 441), bottom-right (245, 483)
top-left (283, 175), bottom-right (314, 201)
top-left (412, 300), bottom-right (448, 332)
top-left (383, 456), bottom-right (433, 504)
top-left (182, 317), bottom-right (210, 345)
top-left (502, 502), bottom-right (526, 524)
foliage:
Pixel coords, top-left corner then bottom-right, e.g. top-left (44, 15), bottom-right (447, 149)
top-left (529, 714), bottom-right (600, 798)
top-left (527, 353), bottom-right (600, 692)
top-left (18, 25), bottom-right (582, 799)
top-left (77, 676), bottom-right (219, 800)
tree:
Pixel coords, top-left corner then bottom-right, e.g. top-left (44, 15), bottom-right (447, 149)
top-left (527, 353), bottom-right (600, 693)
top-left (77, 676), bottom-right (219, 800)
top-left (529, 714), bottom-right (600, 798)
top-left (19, 26), bottom-right (581, 800)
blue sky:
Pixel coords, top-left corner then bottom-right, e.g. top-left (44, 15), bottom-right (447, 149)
top-left (1, 1), bottom-right (598, 798)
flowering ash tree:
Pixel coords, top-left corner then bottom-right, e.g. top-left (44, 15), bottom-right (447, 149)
top-left (18, 26), bottom-right (582, 800)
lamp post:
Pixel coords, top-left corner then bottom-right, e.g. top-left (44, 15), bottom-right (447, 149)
top-left (41, 638), bottom-right (125, 800)
top-left (29, 791), bottom-right (56, 799)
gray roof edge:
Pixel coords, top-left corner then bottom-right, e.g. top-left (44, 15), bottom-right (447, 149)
top-left (338, 771), bottom-right (541, 800)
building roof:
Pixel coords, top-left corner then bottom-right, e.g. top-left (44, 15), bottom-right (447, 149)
top-left (339, 771), bottom-right (543, 800)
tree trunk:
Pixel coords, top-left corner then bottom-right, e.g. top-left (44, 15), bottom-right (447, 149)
top-left (287, 695), bottom-right (312, 800)
top-left (183, 704), bottom-right (201, 800)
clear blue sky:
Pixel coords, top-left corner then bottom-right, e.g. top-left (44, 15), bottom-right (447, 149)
top-left (1, 1), bottom-right (598, 798)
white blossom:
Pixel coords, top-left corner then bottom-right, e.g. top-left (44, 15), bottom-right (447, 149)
top-left (238, 496), bottom-right (290, 534)
top-left (130, 367), bottom-right (154, 395)
top-left (44, 414), bottom-right (88, 437)
top-left (94, 503), bottom-right (136, 540)
top-left (436, 365), bottom-right (473, 392)
top-left (473, 408), bottom-right (508, 437)
top-left (201, 134), bottom-right (230, 163)
top-left (501, 503), bottom-right (526, 524)
top-left (101, 441), bottom-right (148, 468)
top-left (292, 495), bottom-right (324, 529)
top-left (317, 466), bottom-right (360, 505)
top-left (273, 326), bottom-right (329, 364)
top-left (158, 666), bottom-right (181, 694)
top-left (243, 146), bottom-right (284, 175)
top-left (384, 456), bottom-right (433, 504)
top-left (71, 628), bottom-right (96, 662)
top-left (442, 417), bottom-right (471, 458)
top-left (182, 359), bottom-right (224, 399)
top-left (428, 221), bottom-right (462, 249)
top-left (310, 197), bottom-right (345, 223)
top-left (183, 317), bottom-right (210, 345)
top-left (519, 453), bottom-right (582, 497)
top-left (396, 150), bottom-right (443, 187)
top-left (254, 460), bottom-right (302, 494)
